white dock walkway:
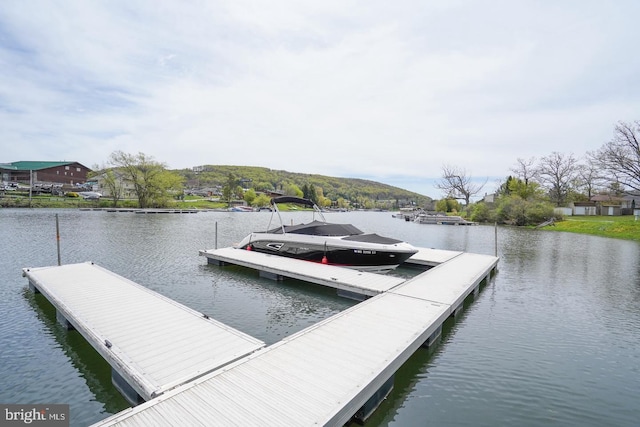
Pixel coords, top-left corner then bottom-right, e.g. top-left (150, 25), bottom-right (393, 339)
top-left (23, 262), bottom-right (265, 404)
top-left (405, 247), bottom-right (463, 267)
top-left (199, 247), bottom-right (407, 298)
top-left (393, 252), bottom-right (500, 316)
top-left (93, 252), bottom-right (499, 427)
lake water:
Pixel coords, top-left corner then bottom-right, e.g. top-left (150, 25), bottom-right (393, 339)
top-left (1, 209), bottom-right (639, 426)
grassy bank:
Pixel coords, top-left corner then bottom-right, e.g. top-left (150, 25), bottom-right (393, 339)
top-left (545, 215), bottom-right (640, 241)
top-left (0, 194), bottom-right (228, 210)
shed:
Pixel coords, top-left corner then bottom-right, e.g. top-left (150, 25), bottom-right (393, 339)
top-left (554, 207), bottom-right (573, 216)
top-left (622, 192), bottom-right (640, 215)
top-left (590, 194), bottom-right (624, 216)
top-left (572, 202), bottom-right (597, 216)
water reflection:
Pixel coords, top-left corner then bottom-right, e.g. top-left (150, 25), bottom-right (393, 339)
top-left (202, 263), bottom-right (354, 344)
top-left (24, 289), bottom-right (129, 414)
top-left (1, 209), bottom-right (639, 427)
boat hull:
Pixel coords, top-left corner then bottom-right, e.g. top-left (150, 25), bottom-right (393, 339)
top-left (236, 233), bottom-right (417, 273)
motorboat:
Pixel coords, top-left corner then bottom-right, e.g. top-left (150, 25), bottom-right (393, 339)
top-left (229, 205), bottom-right (254, 212)
top-left (234, 196), bottom-right (419, 273)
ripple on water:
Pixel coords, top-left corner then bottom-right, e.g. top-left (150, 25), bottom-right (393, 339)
top-left (2, 210), bottom-right (640, 427)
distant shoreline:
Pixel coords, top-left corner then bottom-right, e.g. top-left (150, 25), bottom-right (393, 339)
top-left (3, 195), bottom-right (638, 242)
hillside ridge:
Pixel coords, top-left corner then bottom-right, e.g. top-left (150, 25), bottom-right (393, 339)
top-left (176, 165), bottom-right (431, 204)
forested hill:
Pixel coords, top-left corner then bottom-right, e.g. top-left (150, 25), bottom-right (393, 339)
top-left (176, 165), bottom-right (431, 204)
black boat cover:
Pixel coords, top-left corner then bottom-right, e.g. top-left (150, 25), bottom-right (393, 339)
top-left (267, 220), bottom-right (362, 236)
top-left (266, 220), bottom-right (404, 244)
top-left (270, 196), bottom-right (316, 207)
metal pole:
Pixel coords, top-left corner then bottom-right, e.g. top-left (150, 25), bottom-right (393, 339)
top-left (56, 214), bottom-right (61, 266)
top-left (29, 170), bottom-right (33, 207)
top-left (215, 221), bottom-right (218, 249)
top-left (494, 222), bottom-right (498, 257)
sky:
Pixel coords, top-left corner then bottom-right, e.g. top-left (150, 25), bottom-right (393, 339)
top-left (1, 1), bottom-right (639, 199)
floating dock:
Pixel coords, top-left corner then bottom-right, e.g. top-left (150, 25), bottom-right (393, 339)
top-left (23, 262), bottom-right (265, 405)
top-left (90, 249), bottom-right (498, 426)
top-left (199, 247), bottom-right (407, 299)
top-left (404, 247), bottom-right (463, 267)
top-left (24, 248), bottom-right (498, 426)
top-left (79, 208), bottom-right (199, 213)
top-left (199, 246), bottom-right (463, 299)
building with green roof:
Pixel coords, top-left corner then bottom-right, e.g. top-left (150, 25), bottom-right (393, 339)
top-left (1, 161), bottom-right (92, 185)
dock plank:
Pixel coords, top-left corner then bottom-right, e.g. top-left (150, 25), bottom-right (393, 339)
top-left (23, 262), bottom-right (265, 401)
top-left (200, 247), bottom-right (406, 297)
top-left (93, 251), bottom-right (498, 426)
top-left (92, 293), bottom-right (451, 427)
top-left (404, 247), bottom-right (463, 267)
top-left (393, 252), bottom-right (499, 314)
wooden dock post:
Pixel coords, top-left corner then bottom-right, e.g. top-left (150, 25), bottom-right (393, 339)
top-left (55, 214), bottom-right (61, 266)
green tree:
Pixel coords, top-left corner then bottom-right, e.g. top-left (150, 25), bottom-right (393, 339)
top-left (252, 193), bottom-right (271, 208)
top-left (108, 151), bottom-right (183, 208)
top-left (470, 202), bottom-right (495, 223)
top-left (336, 197), bottom-right (349, 209)
top-left (255, 181), bottom-right (273, 192)
top-left (90, 168), bottom-right (124, 208)
top-left (284, 183), bottom-right (303, 197)
top-left (222, 173), bottom-right (238, 207)
top-left (495, 195), bottom-right (557, 226)
top-left (496, 176), bottom-right (514, 197)
top-left (244, 188), bottom-right (257, 205)
top-left (318, 196), bottom-right (332, 208)
top-left (435, 198), bottom-right (460, 213)
top-left (495, 195), bottom-right (528, 226)
top-left (508, 177), bottom-right (545, 201)
top-left (303, 183), bottom-right (318, 203)
top-left (361, 198), bottom-right (374, 209)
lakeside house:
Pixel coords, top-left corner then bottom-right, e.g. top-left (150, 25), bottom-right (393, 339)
top-left (568, 192), bottom-right (640, 216)
top-left (92, 170), bottom-right (137, 199)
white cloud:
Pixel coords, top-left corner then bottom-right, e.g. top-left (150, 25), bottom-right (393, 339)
top-left (1, 0), bottom-right (639, 198)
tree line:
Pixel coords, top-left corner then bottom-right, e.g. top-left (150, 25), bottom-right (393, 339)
top-left (91, 153), bottom-right (428, 209)
top-left (436, 120), bottom-right (640, 225)
top-left (178, 165), bottom-right (428, 206)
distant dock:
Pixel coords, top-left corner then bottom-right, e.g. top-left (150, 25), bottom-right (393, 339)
top-left (78, 208), bottom-right (199, 213)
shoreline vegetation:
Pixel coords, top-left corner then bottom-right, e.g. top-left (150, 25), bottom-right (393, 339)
top-left (538, 215), bottom-right (640, 241)
top-left (2, 193), bottom-right (638, 242)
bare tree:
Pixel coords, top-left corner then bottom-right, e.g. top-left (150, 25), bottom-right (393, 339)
top-left (435, 165), bottom-right (486, 208)
top-left (578, 155), bottom-right (606, 199)
top-left (537, 152), bottom-right (579, 206)
top-left (510, 157), bottom-right (538, 186)
top-left (506, 156), bottom-right (542, 200)
top-left (593, 120), bottom-right (640, 193)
